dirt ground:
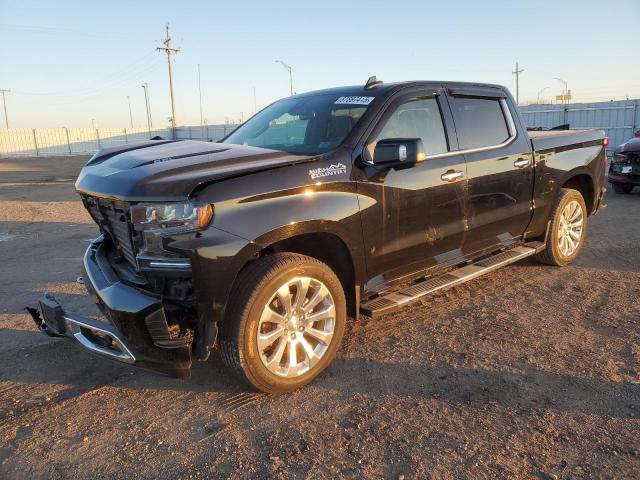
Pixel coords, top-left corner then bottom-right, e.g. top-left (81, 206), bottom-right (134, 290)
top-left (0, 155), bottom-right (638, 480)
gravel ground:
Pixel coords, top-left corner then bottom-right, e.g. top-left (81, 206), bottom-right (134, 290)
top-left (0, 156), bottom-right (639, 479)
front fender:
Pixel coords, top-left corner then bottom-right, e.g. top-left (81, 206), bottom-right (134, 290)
top-left (211, 184), bottom-right (366, 272)
top-left (177, 183), bottom-right (368, 327)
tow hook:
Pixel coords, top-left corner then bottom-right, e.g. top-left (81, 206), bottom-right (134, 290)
top-left (25, 294), bottom-right (66, 338)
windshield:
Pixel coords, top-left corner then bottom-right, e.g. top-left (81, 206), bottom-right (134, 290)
top-left (222, 93), bottom-right (374, 155)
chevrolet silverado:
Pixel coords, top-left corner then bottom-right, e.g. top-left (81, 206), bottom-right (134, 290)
top-left (30, 78), bottom-right (607, 393)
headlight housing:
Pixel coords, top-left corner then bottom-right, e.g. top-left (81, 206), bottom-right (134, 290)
top-left (131, 202), bottom-right (213, 232)
top-left (130, 202), bottom-right (213, 257)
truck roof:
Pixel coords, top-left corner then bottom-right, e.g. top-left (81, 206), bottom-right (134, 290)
top-left (293, 80), bottom-right (507, 99)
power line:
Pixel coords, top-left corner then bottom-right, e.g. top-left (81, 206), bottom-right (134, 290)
top-left (13, 51), bottom-right (159, 97)
top-left (0, 23), bottom-right (142, 41)
top-left (157, 24), bottom-right (180, 129)
top-left (37, 61), bottom-right (164, 107)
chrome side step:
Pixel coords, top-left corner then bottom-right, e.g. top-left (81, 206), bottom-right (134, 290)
top-left (361, 241), bottom-right (545, 318)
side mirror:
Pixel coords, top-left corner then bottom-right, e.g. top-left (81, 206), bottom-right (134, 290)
top-left (372, 138), bottom-right (426, 166)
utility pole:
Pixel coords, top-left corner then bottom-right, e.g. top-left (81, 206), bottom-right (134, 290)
top-left (0, 89), bottom-right (10, 128)
top-left (198, 64), bottom-right (204, 137)
top-left (275, 60), bottom-right (293, 96)
top-left (127, 96), bottom-right (133, 128)
top-left (512, 62), bottom-right (524, 105)
top-left (141, 83), bottom-right (152, 130)
top-left (157, 24), bottom-right (180, 128)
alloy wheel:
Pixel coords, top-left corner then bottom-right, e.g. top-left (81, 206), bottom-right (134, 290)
top-left (557, 200), bottom-right (583, 256)
top-left (256, 276), bottom-right (336, 378)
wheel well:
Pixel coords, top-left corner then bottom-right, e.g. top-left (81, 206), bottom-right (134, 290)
top-left (562, 174), bottom-right (595, 214)
top-left (259, 233), bottom-right (357, 318)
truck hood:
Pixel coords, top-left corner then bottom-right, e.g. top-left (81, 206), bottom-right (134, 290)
top-left (75, 140), bottom-right (313, 201)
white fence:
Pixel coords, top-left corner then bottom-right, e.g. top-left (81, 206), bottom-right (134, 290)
top-left (519, 99), bottom-right (639, 154)
top-left (6, 99), bottom-right (638, 158)
top-left (174, 124), bottom-right (238, 142)
top-left (0, 124), bottom-right (239, 157)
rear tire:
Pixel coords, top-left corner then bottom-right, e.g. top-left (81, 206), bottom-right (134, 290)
top-left (612, 183), bottom-right (634, 194)
top-left (219, 253), bottom-right (346, 393)
top-left (535, 188), bottom-right (587, 266)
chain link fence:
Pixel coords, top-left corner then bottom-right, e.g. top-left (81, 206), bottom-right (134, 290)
top-left (3, 99), bottom-right (638, 158)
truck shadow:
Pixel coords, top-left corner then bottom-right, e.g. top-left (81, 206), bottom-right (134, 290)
top-left (2, 329), bottom-right (638, 419)
top-left (322, 357), bottom-right (639, 419)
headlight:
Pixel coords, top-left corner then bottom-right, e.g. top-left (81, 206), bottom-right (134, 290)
top-left (131, 202), bottom-right (213, 232)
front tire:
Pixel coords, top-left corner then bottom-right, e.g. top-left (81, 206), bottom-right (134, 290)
top-left (612, 183), bottom-right (634, 194)
top-left (219, 253), bottom-right (346, 393)
top-left (535, 188), bottom-right (587, 266)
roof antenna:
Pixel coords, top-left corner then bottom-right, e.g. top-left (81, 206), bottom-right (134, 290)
top-left (365, 75), bottom-right (383, 89)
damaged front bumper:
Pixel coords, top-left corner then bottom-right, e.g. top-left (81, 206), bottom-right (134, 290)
top-left (28, 236), bottom-right (192, 378)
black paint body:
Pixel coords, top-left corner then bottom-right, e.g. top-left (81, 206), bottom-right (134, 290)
top-left (71, 81), bottom-right (607, 376)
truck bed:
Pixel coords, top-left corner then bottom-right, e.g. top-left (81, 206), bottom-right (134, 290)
top-left (529, 129), bottom-right (605, 153)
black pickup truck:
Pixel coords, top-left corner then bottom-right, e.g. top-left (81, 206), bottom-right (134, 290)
top-left (30, 78), bottom-right (607, 393)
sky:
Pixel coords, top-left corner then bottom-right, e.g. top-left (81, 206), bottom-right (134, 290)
top-left (0, 0), bottom-right (638, 129)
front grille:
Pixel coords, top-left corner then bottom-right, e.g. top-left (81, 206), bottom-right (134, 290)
top-left (82, 196), bottom-right (138, 268)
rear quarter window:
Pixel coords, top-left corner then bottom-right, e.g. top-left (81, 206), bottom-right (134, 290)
top-left (453, 97), bottom-right (510, 149)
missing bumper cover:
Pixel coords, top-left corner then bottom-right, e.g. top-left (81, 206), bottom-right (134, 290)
top-left (31, 293), bottom-right (136, 363)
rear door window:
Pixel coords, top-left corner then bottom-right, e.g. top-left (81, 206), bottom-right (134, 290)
top-left (452, 97), bottom-right (510, 149)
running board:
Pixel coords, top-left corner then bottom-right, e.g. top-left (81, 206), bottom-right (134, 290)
top-left (361, 241), bottom-right (545, 318)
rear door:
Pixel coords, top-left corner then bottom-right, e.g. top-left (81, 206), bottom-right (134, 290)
top-left (447, 87), bottom-right (534, 255)
top-left (357, 87), bottom-right (468, 290)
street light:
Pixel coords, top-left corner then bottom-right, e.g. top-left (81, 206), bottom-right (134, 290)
top-left (275, 60), bottom-right (293, 96)
top-left (141, 83), bottom-right (152, 133)
top-left (127, 96), bottom-right (133, 128)
top-left (553, 77), bottom-right (569, 104)
top-left (537, 86), bottom-right (550, 104)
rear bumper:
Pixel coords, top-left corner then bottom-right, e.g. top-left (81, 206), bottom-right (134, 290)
top-left (30, 236), bottom-right (191, 377)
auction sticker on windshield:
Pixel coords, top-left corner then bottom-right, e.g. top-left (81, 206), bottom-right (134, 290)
top-left (334, 96), bottom-right (375, 105)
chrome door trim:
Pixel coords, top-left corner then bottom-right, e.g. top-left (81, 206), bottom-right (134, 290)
top-left (427, 98), bottom-right (518, 160)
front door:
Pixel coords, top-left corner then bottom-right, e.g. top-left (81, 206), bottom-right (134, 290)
top-left (357, 89), bottom-right (468, 292)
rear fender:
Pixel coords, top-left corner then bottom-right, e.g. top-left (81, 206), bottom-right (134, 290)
top-left (527, 145), bottom-right (604, 238)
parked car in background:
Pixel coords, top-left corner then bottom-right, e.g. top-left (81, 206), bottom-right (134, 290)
top-left (609, 131), bottom-right (640, 194)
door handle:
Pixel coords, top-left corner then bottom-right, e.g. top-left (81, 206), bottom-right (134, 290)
top-left (514, 158), bottom-right (531, 168)
top-left (441, 170), bottom-right (464, 182)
